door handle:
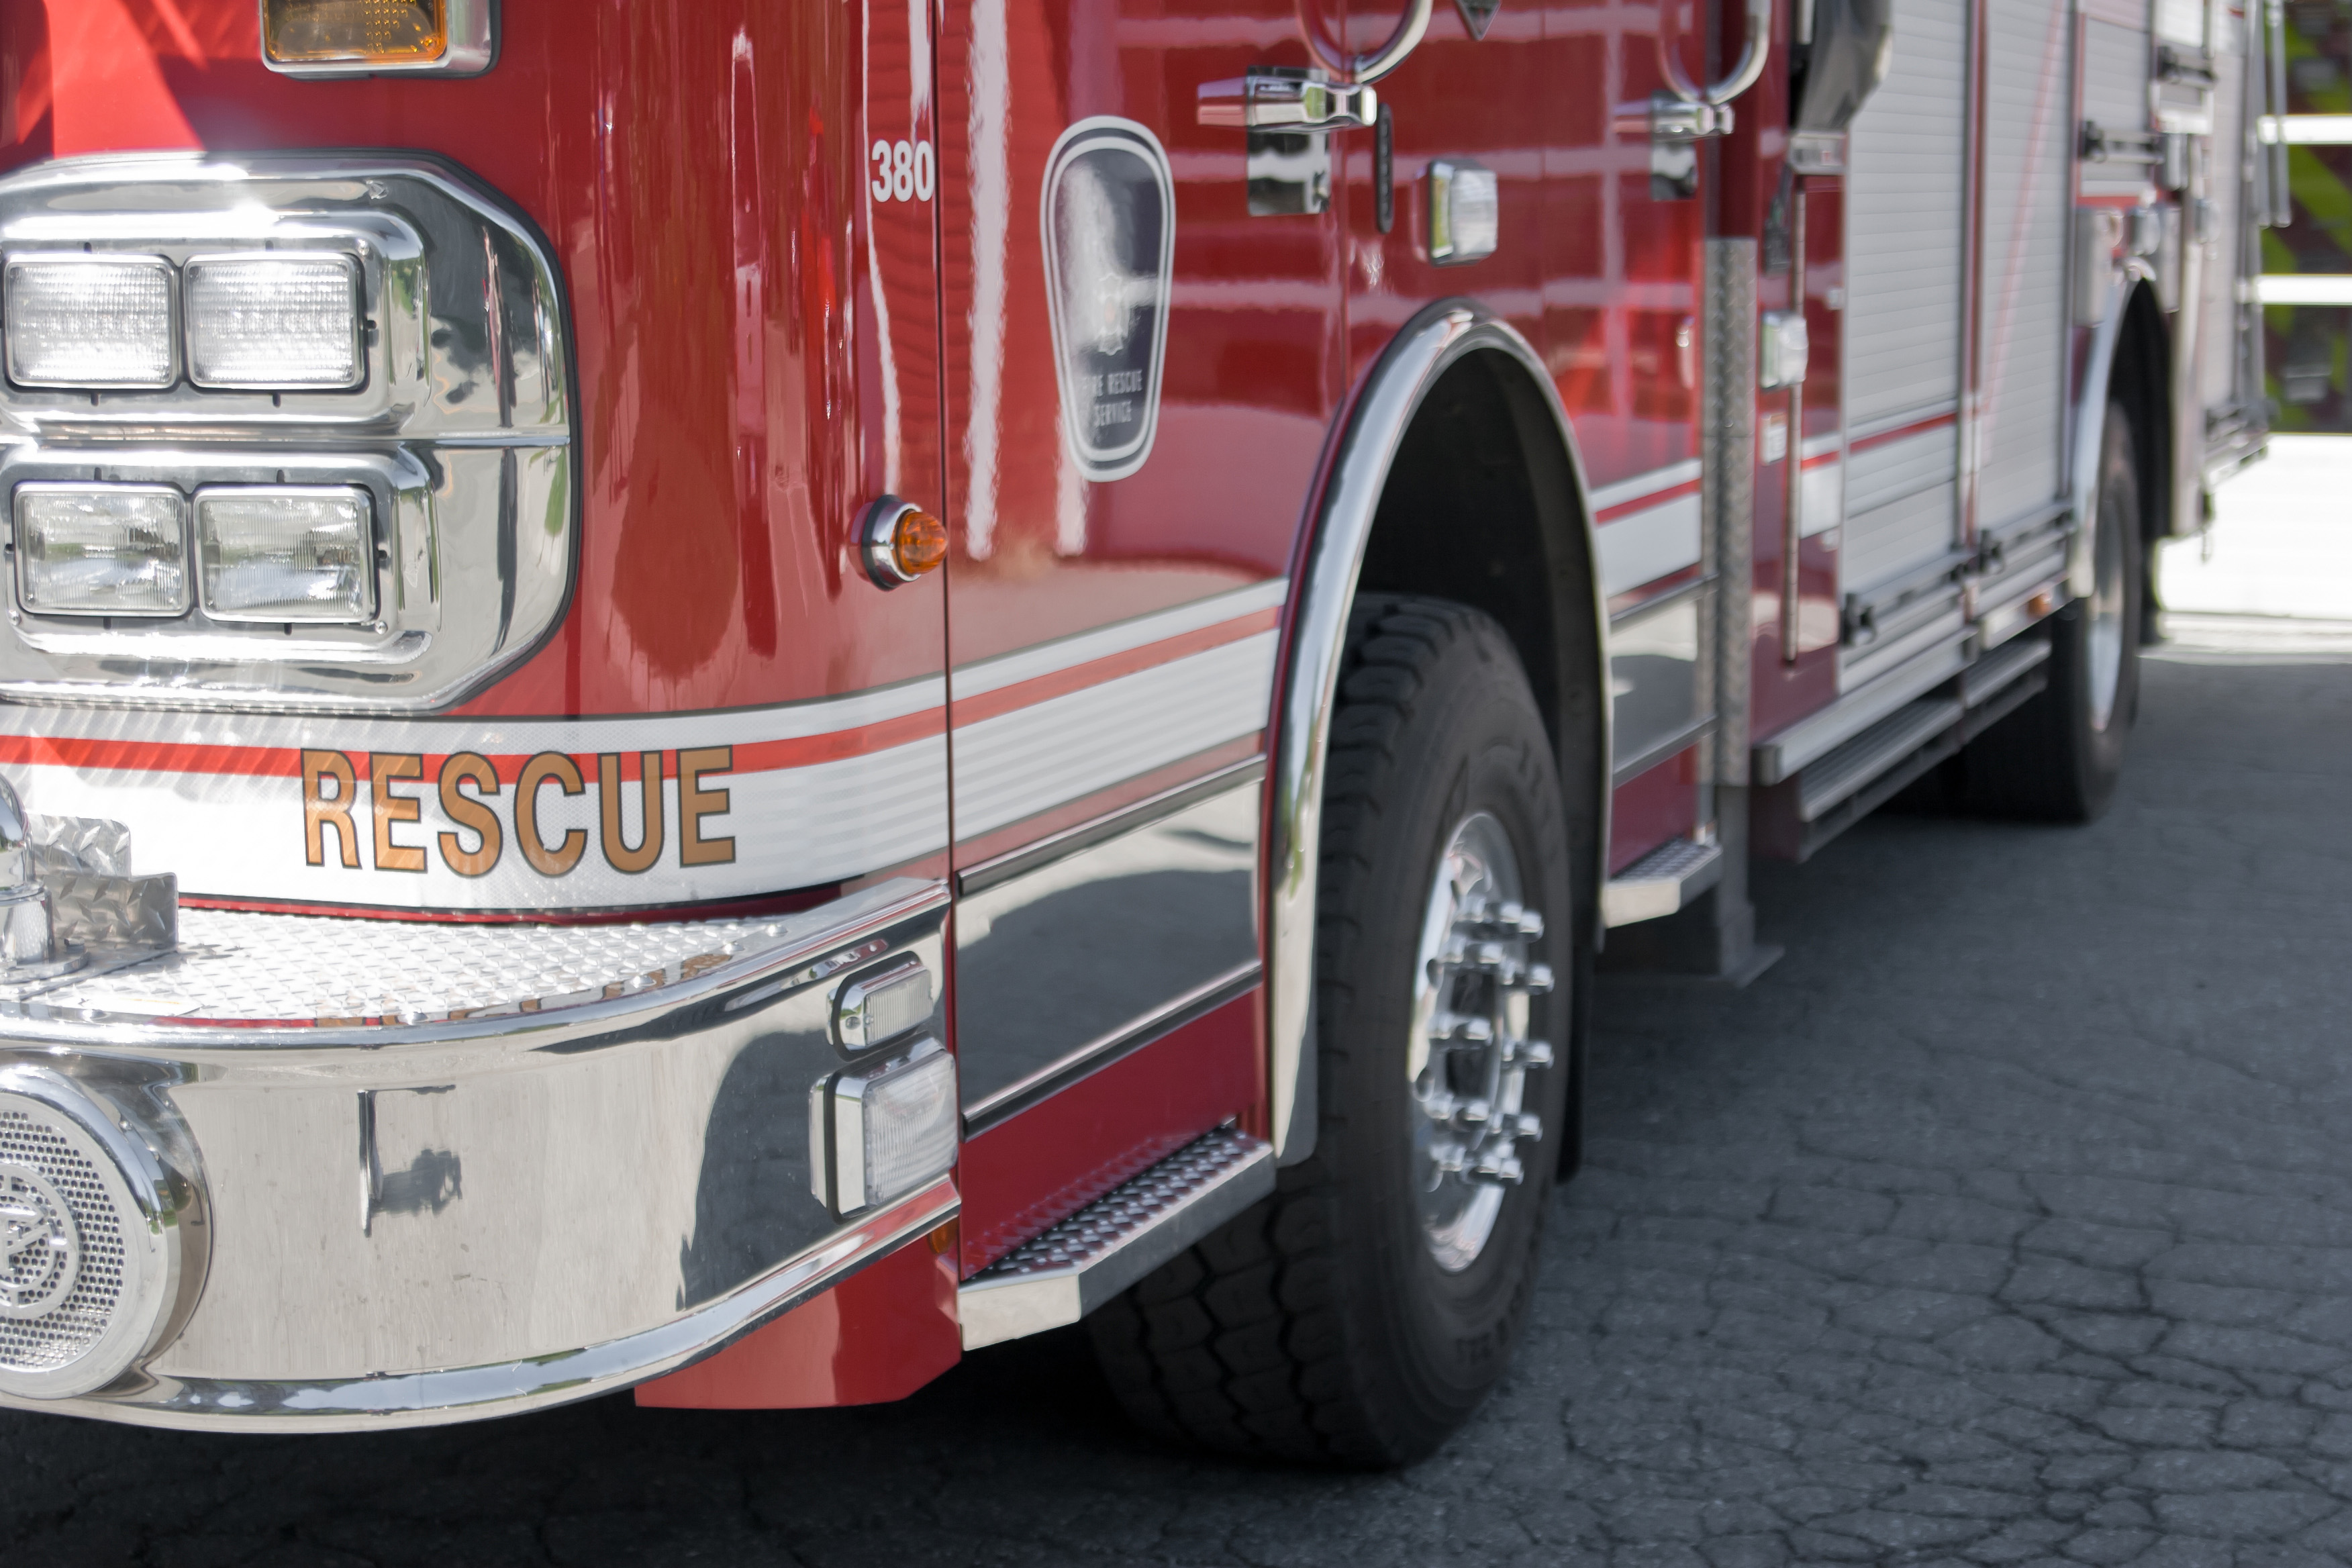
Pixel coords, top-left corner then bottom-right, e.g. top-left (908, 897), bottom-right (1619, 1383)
top-left (1661, 0), bottom-right (1771, 109)
top-left (1308, 0), bottom-right (1433, 87)
top-left (1197, 72), bottom-right (1379, 131)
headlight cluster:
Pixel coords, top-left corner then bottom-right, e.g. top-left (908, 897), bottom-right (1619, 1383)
top-left (3, 252), bottom-right (362, 393)
top-left (15, 484), bottom-right (375, 624)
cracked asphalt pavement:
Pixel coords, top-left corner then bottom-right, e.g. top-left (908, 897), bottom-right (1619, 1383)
top-left (5, 640), bottom-right (2351, 1567)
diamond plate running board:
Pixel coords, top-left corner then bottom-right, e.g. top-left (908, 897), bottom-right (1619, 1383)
top-left (957, 1126), bottom-right (1274, 1351)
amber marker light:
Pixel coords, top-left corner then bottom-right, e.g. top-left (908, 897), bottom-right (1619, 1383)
top-left (264, 0), bottom-right (449, 68)
top-left (859, 497), bottom-right (948, 589)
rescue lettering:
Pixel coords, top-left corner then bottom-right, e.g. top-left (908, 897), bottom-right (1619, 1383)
top-left (370, 754), bottom-right (427, 873)
top-left (516, 752), bottom-right (587, 877)
top-left (296, 747), bottom-right (738, 879)
top-left (302, 750), bottom-right (361, 869)
top-left (597, 751), bottom-right (665, 875)
top-left (679, 746), bottom-right (737, 866)
top-left (436, 753), bottom-right (503, 877)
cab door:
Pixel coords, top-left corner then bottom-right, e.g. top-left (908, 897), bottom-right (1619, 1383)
top-left (936, 0), bottom-right (1346, 1267)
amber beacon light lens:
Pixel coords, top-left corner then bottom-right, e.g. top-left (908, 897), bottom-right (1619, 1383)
top-left (264, 0), bottom-right (448, 65)
top-left (859, 497), bottom-right (948, 589)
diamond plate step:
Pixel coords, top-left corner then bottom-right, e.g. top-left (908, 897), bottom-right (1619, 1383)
top-left (1602, 835), bottom-right (1725, 928)
top-left (958, 1126), bottom-right (1274, 1351)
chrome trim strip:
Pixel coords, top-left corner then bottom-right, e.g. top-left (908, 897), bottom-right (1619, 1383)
top-left (1753, 633), bottom-right (1971, 785)
top-left (1608, 573), bottom-right (1710, 626)
top-left (1612, 719), bottom-right (1714, 789)
top-left (956, 756), bottom-right (1265, 897)
top-left (0, 876), bottom-right (948, 1052)
top-left (963, 959), bottom-right (1261, 1133)
top-left (8, 1174), bottom-right (956, 1432)
top-left (1270, 302), bottom-right (1607, 1164)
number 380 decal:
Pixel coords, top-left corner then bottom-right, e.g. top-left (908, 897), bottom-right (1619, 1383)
top-left (871, 139), bottom-right (936, 203)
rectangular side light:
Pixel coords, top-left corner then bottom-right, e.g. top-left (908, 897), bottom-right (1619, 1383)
top-left (13, 485), bottom-right (191, 618)
top-left (264, 0), bottom-right (448, 65)
top-left (185, 254), bottom-right (364, 391)
top-left (195, 487), bottom-right (376, 623)
top-left (810, 1038), bottom-right (959, 1215)
top-left (3, 255), bottom-right (177, 389)
top-left (1427, 159), bottom-right (1500, 266)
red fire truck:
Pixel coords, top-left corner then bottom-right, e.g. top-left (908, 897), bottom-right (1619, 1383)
top-left (0, 0), bottom-right (2280, 1463)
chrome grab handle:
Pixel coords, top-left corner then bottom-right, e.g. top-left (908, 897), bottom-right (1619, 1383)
top-left (1198, 73), bottom-right (1379, 131)
top-left (1659, 0), bottom-right (1772, 107)
top-left (1304, 0), bottom-right (1434, 86)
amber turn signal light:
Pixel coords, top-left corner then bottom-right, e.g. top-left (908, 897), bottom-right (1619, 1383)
top-left (264, 0), bottom-right (448, 66)
top-left (859, 497), bottom-right (948, 589)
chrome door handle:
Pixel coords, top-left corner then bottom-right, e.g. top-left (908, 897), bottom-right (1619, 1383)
top-left (1661, 0), bottom-right (1771, 107)
top-left (1198, 72), bottom-right (1378, 131)
top-left (1312, 0), bottom-right (1433, 86)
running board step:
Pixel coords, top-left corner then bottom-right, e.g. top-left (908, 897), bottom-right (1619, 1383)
top-left (958, 1126), bottom-right (1274, 1351)
top-left (1602, 836), bottom-right (1725, 927)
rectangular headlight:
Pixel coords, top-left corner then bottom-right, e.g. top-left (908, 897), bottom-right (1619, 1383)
top-left (3, 255), bottom-right (177, 389)
top-left (196, 487), bottom-right (376, 623)
top-left (185, 254), bottom-right (364, 390)
top-left (13, 485), bottom-right (191, 617)
top-left (264, 0), bottom-right (448, 65)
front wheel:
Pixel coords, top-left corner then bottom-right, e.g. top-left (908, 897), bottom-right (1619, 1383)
top-left (1087, 596), bottom-right (1574, 1466)
top-left (1957, 398), bottom-right (2145, 821)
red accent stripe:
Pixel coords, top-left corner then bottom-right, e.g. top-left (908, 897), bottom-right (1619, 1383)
top-left (0, 708), bottom-right (950, 783)
top-left (1595, 477), bottom-right (1702, 526)
top-left (949, 608), bottom-right (1279, 728)
top-left (1848, 409), bottom-right (1958, 456)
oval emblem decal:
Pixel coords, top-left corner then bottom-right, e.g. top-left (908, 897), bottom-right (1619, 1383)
top-left (1041, 117), bottom-right (1175, 483)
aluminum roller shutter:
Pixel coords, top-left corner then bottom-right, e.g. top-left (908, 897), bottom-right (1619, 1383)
top-left (1975, 0), bottom-right (2075, 536)
top-left (2081, 19), bottom-right (2155, 200)
top-left (1841, 0), bottom-right (1967, 598)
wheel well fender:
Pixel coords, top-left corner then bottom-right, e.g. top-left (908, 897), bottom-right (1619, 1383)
top-left (2069, 275), bottom-right (2169, 597)
top-left (1267, 301), bottom-right (1606, 1164)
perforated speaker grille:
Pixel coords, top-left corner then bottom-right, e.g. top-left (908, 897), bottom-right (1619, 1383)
top-left (0, 1105), bottom-right (128, 1375)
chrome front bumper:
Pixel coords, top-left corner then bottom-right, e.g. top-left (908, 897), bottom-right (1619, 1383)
top-left (0, 878), bottom-right (954, 1432)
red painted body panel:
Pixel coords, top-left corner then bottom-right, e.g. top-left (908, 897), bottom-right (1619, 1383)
top-left (5, 0), bottom-right (948, 724)
top-left (957, 988), bottom-right (1262, 1275)
top-left (633, 1224), bottom-right (963, 1408)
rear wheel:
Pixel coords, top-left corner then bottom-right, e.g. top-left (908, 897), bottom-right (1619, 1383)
top-left (1087, 595), bottom-right (1574, 1466)
top-left (1957, 398), bottom-right (2144, 821)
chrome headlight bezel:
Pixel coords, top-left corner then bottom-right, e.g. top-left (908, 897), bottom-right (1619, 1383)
top-left (0, 154), bottom-right (575, 714)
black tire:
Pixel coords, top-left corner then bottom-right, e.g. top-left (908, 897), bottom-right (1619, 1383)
top-left (1957, 399), bottom-right (2144, 822)
top-left (1087, 595), bottom-right (1574, 1467)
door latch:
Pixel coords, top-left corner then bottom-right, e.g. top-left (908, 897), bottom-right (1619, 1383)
top-left (1197, 72), bottom-right (1378, 132)
top-left (1199, 70), bottom-right (1377, 217)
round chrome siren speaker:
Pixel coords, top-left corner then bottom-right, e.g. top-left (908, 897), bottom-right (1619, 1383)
top-left (0, 1066), bottom-right (202, 1399)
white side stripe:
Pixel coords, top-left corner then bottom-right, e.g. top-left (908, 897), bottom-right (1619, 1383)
top-left (954, 630), bottom-right (1277, 838)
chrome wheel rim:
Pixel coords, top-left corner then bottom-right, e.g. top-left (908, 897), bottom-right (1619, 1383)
top-left (2086, 489), bottom-right (2128, 732)
top-left (1408, 812), bottom-right (1553, 1273)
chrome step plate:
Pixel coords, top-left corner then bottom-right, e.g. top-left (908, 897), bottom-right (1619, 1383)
top-left (958, 1126), bottom-right (1274, 1351)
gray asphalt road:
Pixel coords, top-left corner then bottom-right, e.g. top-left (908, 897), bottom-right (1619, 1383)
top-left (6, 644), bottom-right (2350, 1568)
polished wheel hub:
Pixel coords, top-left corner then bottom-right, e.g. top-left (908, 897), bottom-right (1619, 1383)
top-left (1410, 812), bottom-right (1554, 1273)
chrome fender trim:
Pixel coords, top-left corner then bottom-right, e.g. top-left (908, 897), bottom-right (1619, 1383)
top-left (1269, 301), bottom-right (1607, 1163)
top-left (2067, 269), bottom-right (2141, 601)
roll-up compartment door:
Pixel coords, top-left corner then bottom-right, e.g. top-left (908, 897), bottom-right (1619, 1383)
top-left (1975, 0), bottom-right (2075, 536)
top-left (1841, 0), bottom-right (1966, 605)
